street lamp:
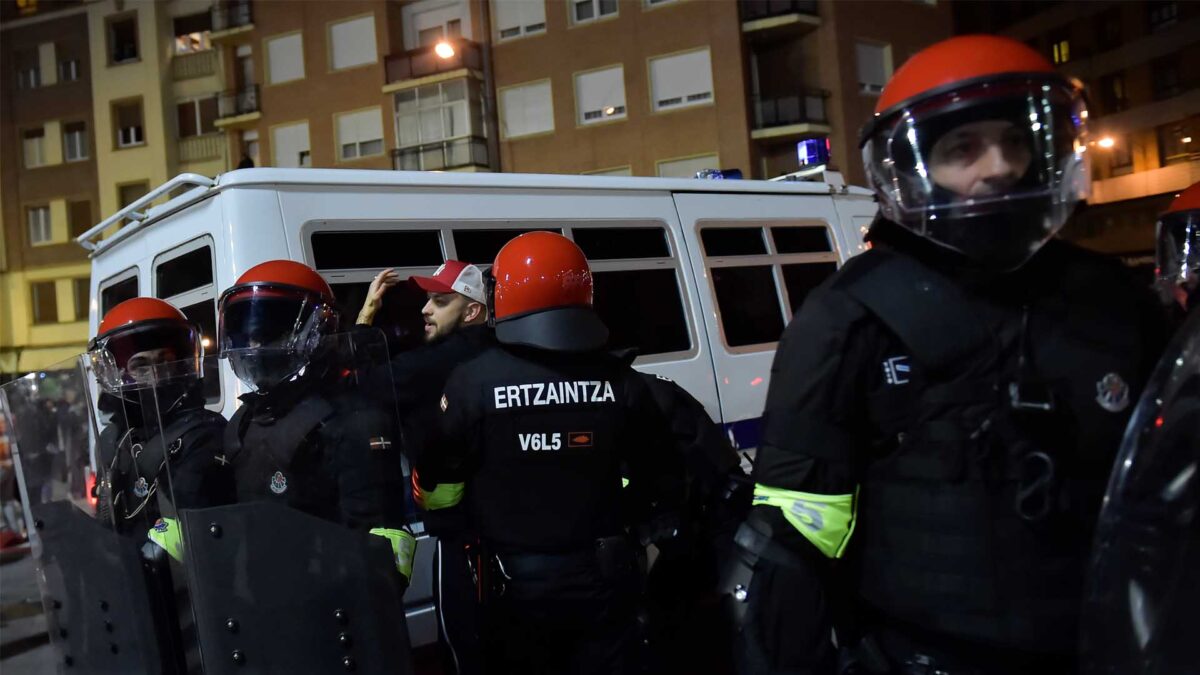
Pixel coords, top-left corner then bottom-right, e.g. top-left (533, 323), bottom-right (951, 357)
top-left (434, 41), bottom-right (455, 59)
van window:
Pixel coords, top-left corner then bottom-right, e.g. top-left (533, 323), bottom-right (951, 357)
top-left (701, 222), bottom-right (840, 349)
top-left (153, 237), bottom-right (220, 404)
top-left (99, 268), bottom-right (138, 316)
top-left (453, 228), bottom-right (562, 266)
top-left (311, 231), bottom-right (443, 270)
top-left (330, 280), bottom-right (428, 354)
top-left (574, 227), bottom-right (670, 260)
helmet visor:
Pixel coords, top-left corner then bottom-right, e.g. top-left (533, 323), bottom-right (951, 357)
top-left (862, 77), bottom-right (1088, 269)
top-left (1156, 210), bottom-right (1200, 301)
top-left (217, 284), bottom-right (335, 390)
top-left (87, 320), bottom-right (201, 393)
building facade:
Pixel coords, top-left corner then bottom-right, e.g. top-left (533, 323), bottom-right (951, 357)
top-left (956, 0), bottom-right (1200, 261)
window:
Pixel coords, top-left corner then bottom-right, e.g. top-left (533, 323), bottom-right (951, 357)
top-left (69, 200), bottom-right (92, 238)
top-left (395, 80), bottom-right (477, 148)
top-left (493, 0), bottom-right (546, 40)
top-left (27, 206), bottom-right (51, 244)
top-left (266, 33), bottom-right (304, 84)
top-left (23, 128), bottom-right (45, 168)
top-left (1151, 54), bottom-right (1181, 101)
top-left (100, 269), bottom-right (138, 316)
top-left (657, 153), bottom-right (719, 178)
top-left (73, 279), bottom-right (90, 321)
top-left (330, 15), bottom-right (377, 70)
top-left (1049, 30), bottom-right (1070, 65)
top-left (154, 238), bottom-right (220, 403)
top-left (649, 48), bottom-right (714, 111)
top-left (336, 108), bottom-right (385, 160)
top-left (575, 65), bottom-right (626, 124)
top-left (572, 0), bottom-right (618, 24)
top-left (63, 122), bottom-right (88, 161)
top-left (31, 282), bottom-right (58, 324)
top-left (1147, 1), bottom-right (1177, 32)
top-left (173, 13), bottom-right (212, 54)
top-left (500, 80), bottom-right (554, 138)
top-left (701, 223), bottom-right (840, 347)
top-left (593, 268), bottom-right (690, 355)
top-left (177, 97), bottom-right (219, 138)
top-left (453, 228), bottom-right (561, 264)
top-left (272, 121), bottom-right (311, 168)
top-left (1109, 135), bottom-right (1133, 174)
top-left (156, 247), bottom-right (214, 299)
top-left (331, 280), bottom-right (430, 354)
top-left (310, 231), bottom-right (444, 269)
top-left (1158, 120), bottom-right (1197, 167)
top-left (573, 227), bottom-right (669, 259)
top-left (1099, 72), bottom-right (1128, 114)
top-left (58, 58), bottom-right (80, 82)
top-left (179, 299), bottom-right (221, 401)
top-left (114, 100), bottom-right (144, 148)
top-left (118, 182), bottom-right (149, 209)
top-left (15, 48), bottom-right (40, 89)
top-left (1094, 8), bottom-right (1122, 51)
top-left (108, 15), bottom-right (139, 64)
top-left (404, 0), bottom-right (471, 50)
top-left (855, 41), bottom-right (891, 94)
top-left (242, 129), bottom-right (260, 166)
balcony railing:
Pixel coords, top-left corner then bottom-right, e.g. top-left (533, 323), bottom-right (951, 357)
top-left (386, 40), bottom-right (483, 84)
top-left (217, 85), bottom-right (259, 119)
top-left (740, 0), bottom-right (818, 22)
top-left (173, 49), bottom-right (218, 80)
top-left (212, 2), bottom-right (253, 32)
top-left (752, 89), bottom-right (829, 130)
top-left (179, 132), bottom-right (224, 162)
top-left (391, 136), bottom-right (488, 172)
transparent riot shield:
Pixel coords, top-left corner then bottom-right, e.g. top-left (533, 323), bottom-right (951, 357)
top-left (0, 355), bottom-right (174, 673)
top-left (1082, 311), bottom-right (1200, 675)
top-left (144, 329), bottom-right (414, 674)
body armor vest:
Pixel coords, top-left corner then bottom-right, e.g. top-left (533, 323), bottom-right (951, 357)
top-left (834, 246), bottom-right (1142, 653)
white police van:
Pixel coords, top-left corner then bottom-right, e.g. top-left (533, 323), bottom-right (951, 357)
top-left (79, 167), bottom-right (877, 646)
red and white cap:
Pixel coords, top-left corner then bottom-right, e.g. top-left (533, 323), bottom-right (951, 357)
top-left (411, 260), bottom-right (487, 304)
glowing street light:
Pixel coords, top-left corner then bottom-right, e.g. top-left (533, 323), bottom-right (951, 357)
top-left (1097, 136), bottom-right (1115, 149)
top-left (434, 41), bottom-right (456, 59)
top-left (1183, 136), bottom-right (1193, 144)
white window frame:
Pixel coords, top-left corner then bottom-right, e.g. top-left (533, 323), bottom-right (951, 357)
top-left (402, 0), bottom-right (473, 50)
top-left (272, 120), bottom-right (311, 168)
top-left (153, 236), bottom-right (222, 408)
top-left (23, 128), bottom-right (46, 168)
top-left (329, 14), bottom-right (378, 71)
top-left (63, 123), bottom-right (88, 161)
top-left (855, 40), bottom-right (891, 95)
top-left (648, 47), bottom-right (714, 112)
top-left (18, 64), bottom-right (41, 89)
top-left (499, 79), bottom-right (555, 140)
top-left (575, 64), bottom-right (627, 125)
top-left (570, 0), bottom-right (618, 25)
top-left (265, 32), bottom-right (305, 85)
top-left (394, 80), bottom-right (474, 149)
top-left (493, 0), bottom-right (546, 41)
top-left (99, 266), bottom-right (140, 316)
top-left (27, 206), bottom-right (52, 244)
top-left (336, 108), bottom-right (385, 161)
top-left (58, 59), bottom-right (80, 82)
top-left (177, 97), bottom-right (217, 139)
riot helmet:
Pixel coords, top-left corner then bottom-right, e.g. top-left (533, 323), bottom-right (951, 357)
top-left (217, 260), bottom-right (338, 391)
top-left (1155, 181), bottom-right (1200, 310)
top-left (860, 35), bottom-right (1089, 270)
top-left (491, 231), bottom-right (609, 352)
top-left (87, 297), bottom-right (202, 397)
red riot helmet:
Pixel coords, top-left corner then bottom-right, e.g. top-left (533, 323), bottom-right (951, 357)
top-left (859, 35), bottom-right (1090, 270)
top-left (490, 232), bottom-right (609, 352)
top-left (88, 298), bottom-right (202, 394)
top-left (217, 260), bottom-right (338, 391)
top-left (1155, 182), bottom-right (1200, 310)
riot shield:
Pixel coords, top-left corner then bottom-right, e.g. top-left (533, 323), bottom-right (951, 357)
top-left (0, 355), bottom-right (172, 673)
top-left (1081, 311), bottom-right (1200, 675)
top-left (145, 329), bottom-right (414, 674)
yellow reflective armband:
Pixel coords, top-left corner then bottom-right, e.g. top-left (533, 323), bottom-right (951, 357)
top-left (369, 528), bottom-right (417, 581)
top-left (147, 517), bottom-right (184, 563)
top-left (752, 485), bottom-right (858, 559)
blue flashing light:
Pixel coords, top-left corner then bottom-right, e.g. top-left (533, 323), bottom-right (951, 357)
top-left (797, 138), bottom-right (830, 167)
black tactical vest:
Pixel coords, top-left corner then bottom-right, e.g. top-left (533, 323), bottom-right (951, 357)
top-left (834, 245), bottom-right (1145, 653)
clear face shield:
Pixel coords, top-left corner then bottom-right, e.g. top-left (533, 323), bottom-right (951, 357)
top-left (1155, 210), bottom-right (1200, 308)
top-left (217, 284), bottom-right (337, 392)
top-left (86, 320), bottom-right (202, 398)
top-left (862, 77), bottom-right (1089, 270)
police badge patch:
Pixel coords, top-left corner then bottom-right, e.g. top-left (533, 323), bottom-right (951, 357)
top-left (1095, 372), bottom-right (1130, 413)
top-left (133, 476), bottom-right (150, 498)
top-left (153, 518), bottom-right (169, 533)
top-left (269, 471), bottom-right (288, 495)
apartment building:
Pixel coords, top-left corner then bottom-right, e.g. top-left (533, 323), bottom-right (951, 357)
top-left (956, 0), bottom-right (1200, 260)
top-left (0, 1), bottom-right (98, 378)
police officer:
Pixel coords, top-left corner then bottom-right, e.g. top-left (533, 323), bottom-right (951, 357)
top-left (89, 297), bottom-right (233, 535)
top-left (730, 36), bottom-right (1166, 674)
top-left (418, 232), bottom-right (684, 674)
top-left (217, 260), bottom-right (412, 567)
top-left (1155, 181), bottom-right (1200, 322)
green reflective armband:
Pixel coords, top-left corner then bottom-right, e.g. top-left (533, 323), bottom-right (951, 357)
top-left (418, 481), bottom-right (464, 511)
top-left (369, 528), bottom-right (417, 581)
top-left (147, 517), bottom-right (184, 563)
top-left (752, 485), bottom-right (858, 559)
top-left (621, 477), bottom-right (630, 489)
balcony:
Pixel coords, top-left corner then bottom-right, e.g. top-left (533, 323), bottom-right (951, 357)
top-left (172, 49), bottom-right (218, 81)
top-left (1089, 159), bottom-right (1200, 205)
top-left (214, 85), bottom-right (260, 128)
top-left (384, 40), bottom-right (483, 92)
top-left (750, 89), bottom-right (831, 140)
top-left (391, 137), bottom-right (489, 172)
top-left (740, 0), bottom-right (819, 41)
top-left (178, 132), bottom-right (224, 163)
top-left (211, 2), bottom-right (253, 42)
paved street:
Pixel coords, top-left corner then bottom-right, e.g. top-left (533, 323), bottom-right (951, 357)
top-left (0, 547), bottom-right (55, 673)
